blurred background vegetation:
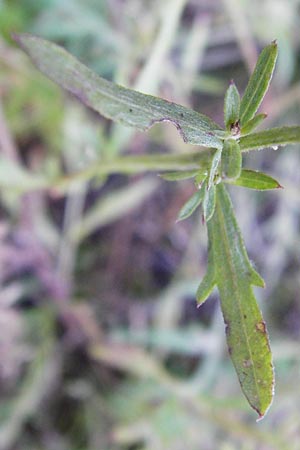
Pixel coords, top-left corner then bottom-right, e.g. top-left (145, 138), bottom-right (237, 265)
top-left (0, 0), bottom-right (300, 449)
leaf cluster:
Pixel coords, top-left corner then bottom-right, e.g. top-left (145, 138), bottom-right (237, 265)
top-left (13, 33), bottom-right (300, 418)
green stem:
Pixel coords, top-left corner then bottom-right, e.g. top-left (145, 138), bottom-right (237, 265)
top-left (54, 150), bottom-right (213, 191)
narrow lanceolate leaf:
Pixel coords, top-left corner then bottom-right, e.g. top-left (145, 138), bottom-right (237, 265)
top-left (240, 126), bottom-right (300, 152)
top-left (194, 170), bottom-right (208, 187)
top-left (208, 148), bottom-right (222, 188)
top-left (224, 81), bottom-right (240, 130)
top-left (159, 169), bottom-right (200, 181)
top-left (196, 240), bottom-right (216, 306)
top-left (14, 33), bottom-right (223, 149)
top-left (240, 41), bottom-right (278, 126)
top-left (221, 139), bottom-right (242, 180)
top-left (176, 183), bottom-right (206, 222)
top-left (241, 113), bottom-right (267, 136)
top-left (203, 184), bottom-right (216, 222)
top-left (226, 169), bottom-right (282, 190)
top-left (207, 184), bottom-right (274, 418)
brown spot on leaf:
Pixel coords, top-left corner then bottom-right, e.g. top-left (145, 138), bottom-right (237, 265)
top-left (243, 359), bottom-right (252, 368)
top-left (255, 321), bottom-right (266, 333)
top-left (224, 320), bottom-right (230, 335)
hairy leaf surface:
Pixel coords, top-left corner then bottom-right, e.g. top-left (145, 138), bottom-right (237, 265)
top-left (221, 139), bottom-right (241, 180)
top-left (203, 184), bottom-right (216, 222)
top-left (196, 239), bottom-right (216, 306)
top-left (177, 183), bottom-right (206, 222)
top-left (240, 126), bottom-right (300, 151)
top-left (240, 41), bottom-right (278, 125)
top-left (14, 33), bottom-right (223, 149)
top-left (226, 169), bottom-right (282, 190)
top-left (208, 148), bottom-right (222, 188)
top-left (224, 81), bottom-right (240, 129)
top-left (241, 113), bottom-right (267, 136)
top-left (207, 184), bottom-right (273, 418)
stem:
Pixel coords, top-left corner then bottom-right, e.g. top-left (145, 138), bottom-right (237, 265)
top-left (53, 150), bottom-right (213, 192)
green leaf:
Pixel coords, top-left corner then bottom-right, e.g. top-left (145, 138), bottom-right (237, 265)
top-left (224, 80), bottom-right (240, 130)
top-left (226, 169), bottom-right (282, 190)
top-left (194, 170), bottom-right (208, 187)
top-left (207, 184), bottom-right (273, 418)
top-left (14, 33), bottom-right (223, 149)
top-left (196, 240), bottom-right (216, 306)
top-left (240, 126), bottom-right (300, 152)
top-left (240, 41), bottom-right (278, 126)
top-left (176, 184), bottom-right (206, 222)
top-left (203, 183), bottom-right (216, 222)
top-left (208, 148), bottom-right (222, 188)
top-left (250, 269), bottom-right (265, 289)
top-left (221, 139), bottom-right (242, 180)
top-left (159, 169), bottom-right (200, 181)
top-left (241, 113), bottom-right (267, 136)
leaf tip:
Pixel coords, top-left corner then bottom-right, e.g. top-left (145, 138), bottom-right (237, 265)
top-left (256, 412), bottom-right (266, 422)
top-left (255, 396), bottom-right (274, 422)
top-left (250, 380), bottom-right (275, 421)
top-left (271, 39), bottom-right (278, 46)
